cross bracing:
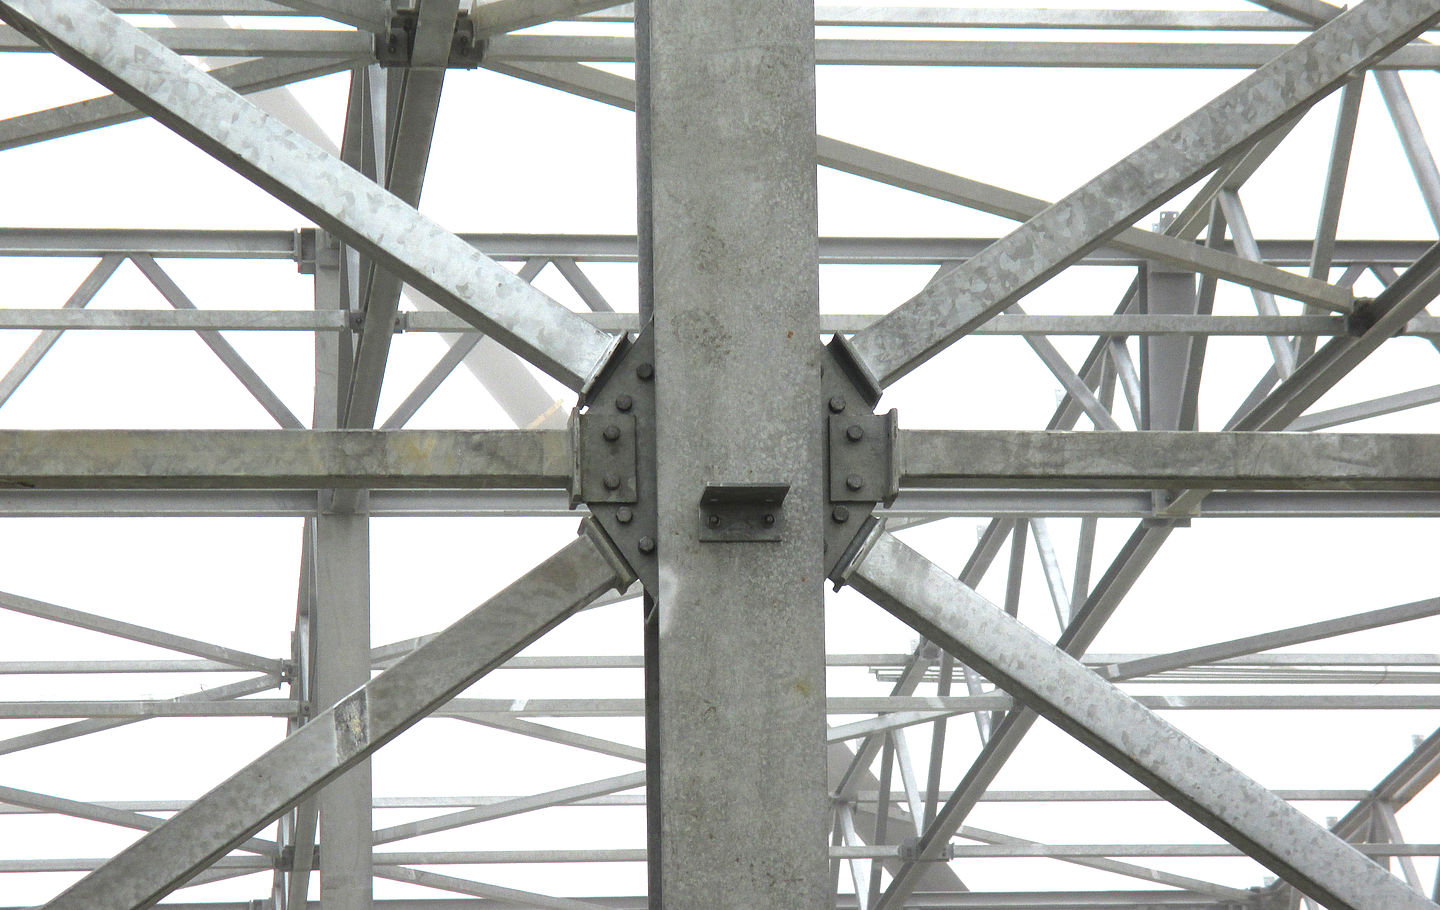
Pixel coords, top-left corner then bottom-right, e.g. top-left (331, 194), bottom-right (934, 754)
top-left (1, 1), bottom-right (1440, 909)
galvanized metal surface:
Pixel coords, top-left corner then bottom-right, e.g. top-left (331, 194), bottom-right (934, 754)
top-left (0, 0), bottom-right (1439, 908)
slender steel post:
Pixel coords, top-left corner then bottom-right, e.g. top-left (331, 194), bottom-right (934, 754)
top-left (636, 0), bottom-right (827, 905)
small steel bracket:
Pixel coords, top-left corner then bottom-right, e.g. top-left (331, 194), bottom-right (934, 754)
top-left (828, 410), bottom-right (899, 504)
top-left (1147, 490), bottom-right (1195, 526)
top-left (375, 11), bottom-right (484, 68)
top-left (699, 483), bottom-right (789, 542)
top-left (573, 413), bottom-right (638, 505)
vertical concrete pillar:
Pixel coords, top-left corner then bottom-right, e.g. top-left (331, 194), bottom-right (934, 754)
top-left (637, 1), bottom-right (829, 906)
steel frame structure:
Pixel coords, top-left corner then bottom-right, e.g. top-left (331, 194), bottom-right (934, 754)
top-left (1, 1), bottom-right (1440, 908)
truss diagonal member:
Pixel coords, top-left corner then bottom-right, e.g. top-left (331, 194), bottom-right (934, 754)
top-left (470, 0), bottom-right (631, 38)
top-left (39, 521), bottom-right (633, 910)
top-left (0, 589), bottom-right (284, 674)
top-left (0, 254), bottom-right (122, 409)
top-left (372, 770), bottom-right (646, 844)
top-left (1233, 241), bottom-right (1440, 431)
top-left (838, 0), bottom-right (1440, 395)
top-left (0, 57), bottom-right (355, 154)
top-left (0, 783), bottom-right (278, 858)
top-left (0, 673), bottom-right (281, 757)
top-left (0, 0), bottom-right (622, 394)
top-left (259, 0), bottom-right (387, 32)
top-left (840, 529), bottom-right (1436, 910)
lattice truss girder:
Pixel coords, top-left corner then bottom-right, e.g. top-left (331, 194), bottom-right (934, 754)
top-left (0, 0), bottom-right (1438, 908)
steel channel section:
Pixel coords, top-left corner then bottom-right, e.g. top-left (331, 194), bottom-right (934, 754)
top-left (838, 0), bottom-right (1440, 393)
top-left (636, 0), bottom-right (827, 906)
top-left (841, 529), bottom-right (1435, 910)
top-left (39, 521), bottom-right (634, 910)
top-left (0, 0), bottom-right (620, 394)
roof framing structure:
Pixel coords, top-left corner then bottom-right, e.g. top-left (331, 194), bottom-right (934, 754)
top-left (1, 0), bottom-right (1439, 908)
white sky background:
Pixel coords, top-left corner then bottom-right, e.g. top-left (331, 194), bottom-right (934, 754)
top-left (0, 0), bottom-right (1439, 904)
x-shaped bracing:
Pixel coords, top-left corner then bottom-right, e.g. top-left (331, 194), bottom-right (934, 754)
top-left (5, 0), bottom-right (1440, 907)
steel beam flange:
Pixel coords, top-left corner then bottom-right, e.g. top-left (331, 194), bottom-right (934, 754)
top-left (823, 339), bottom-right (898, 583)
top-left (573, 326), bottom-right (658, 592)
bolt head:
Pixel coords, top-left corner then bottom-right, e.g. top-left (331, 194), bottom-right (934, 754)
top-left (831, 506), bottom-right (850, 524)
top-left (846, 424), bottom-right (865, 442)
top-left (603, 473), bottom-right (621, 490)
top-left (845, 474), bottom-right (865, 492)
top-left (603, 424), bottom-right (621, 442)
top-left (828, 395), bottom-right (847, 414)
top-left (616, 506), bottom-right (634, 524)
top-left (636, 363), bottom-right (654, 381)
top-left (763, 513), bottom-right (775, 526)
top-left (707, 513), bottom-right (721, 528)
top-left (615, 394), bottom-right (634, 412)
top-left (637, 536), bottom-right (656, 555)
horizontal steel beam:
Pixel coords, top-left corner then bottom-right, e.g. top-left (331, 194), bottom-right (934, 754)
top-left (7, 488), bottom-right (1440, 518)
top-left (0, 429), bottom-right (570, 489)
top-left (11, 429), bottom-right (1440, 493)
top-left (0, 230), bottom-right (1430, 266)
top-left (6, 692), bottom-right (1434, 720)
top-left (13, 308), bottom-right (1440, 338)
top-left (486, 33), bottom-right (1440, 69)
top-left (899, 430), bottom-right (1440, 491)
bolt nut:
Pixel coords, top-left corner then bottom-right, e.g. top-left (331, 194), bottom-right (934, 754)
top-left (846, 424), bottom-right (865, 442)
top-left (636, 363), bottom-right (654, 381)
top-left (845, 474), bottom-right (865, 492)
top-left (616, 506), bottom-right (634, 524)
top-left (602, 424), bottom-right (621, 442)
top-left (828, 395), bottom-right (847, 414)
top-left (603, 473), bottom-right (621, 491)
top-left (707, 513), bottom-right (721, 528)
top-left (763, 513), bottom-right (775, 526)
top-left (615, 394), bottom-right (634, 412)
top-left (831, 506), bottom-right (850, 524)
top-left (638, 536), bottom-right (656, 555)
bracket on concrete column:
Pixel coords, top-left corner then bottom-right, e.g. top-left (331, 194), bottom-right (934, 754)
top-left (698, 483), bottom-right (788, 542)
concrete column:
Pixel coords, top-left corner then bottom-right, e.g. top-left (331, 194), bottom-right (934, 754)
top-left (637, 1), bottom-right (828, 907)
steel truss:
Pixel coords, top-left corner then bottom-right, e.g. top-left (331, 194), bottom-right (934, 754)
top-left (0, 0), bottom-right (1439, 908)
